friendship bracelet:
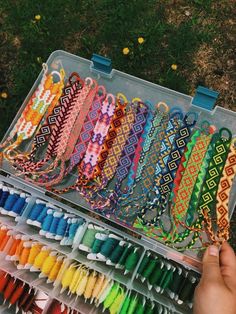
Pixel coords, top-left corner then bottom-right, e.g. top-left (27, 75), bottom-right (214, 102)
top-left (15, 73), bottom-right (83, 174)
top-left (2, 65), bottom-right (65, 163)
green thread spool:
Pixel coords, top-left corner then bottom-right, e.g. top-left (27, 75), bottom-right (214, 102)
top-left (145, 302), bottom-right (155, 314)
top-left (148, 262), bottom-right (164, 286)
top-left (127, 294), bottom-right (138, 314)
top-left (135, 299), bottom-right (145, 314)
top-left (109, 241), bottom-right (126, 264)
top-left (124, 248), bottom-right (139, 273)
top-left (98, 234), bottom-right (121, 259)
top-left (178, 277), bottom-right (197, 304)
top-left (142, 257), bottom-right (158, 280)
top-left (103, 282), bottom-right (120, 309)
top-left (79, 224), bottom-right (103, 252)
top-left (120, 293), bottom-right (131, 314)
top-left (91, 233), bottom-right (107, 254)
top-left (137, 253), bottom-right (150, 275)
top-left (117, 244), bottom-right (132, 267)
top-left (168, 268), bottom-right (183, 296)
top-left (160, 267), bottom-right (175, 291)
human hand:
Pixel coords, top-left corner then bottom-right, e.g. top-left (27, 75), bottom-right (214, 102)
top-left (194, 242), bottom-right (236, 314)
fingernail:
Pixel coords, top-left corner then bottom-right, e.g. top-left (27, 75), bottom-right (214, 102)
top-left (208, 245), bottom-right (219, 257)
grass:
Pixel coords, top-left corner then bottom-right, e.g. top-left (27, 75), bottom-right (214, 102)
top-left (0, 0), bottom-right (235, 248)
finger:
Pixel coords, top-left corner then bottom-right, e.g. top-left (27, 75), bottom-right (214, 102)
top-left (220, 241), bottom-right (236, 291)
top-left (201, 245), bottom-right (223, 284)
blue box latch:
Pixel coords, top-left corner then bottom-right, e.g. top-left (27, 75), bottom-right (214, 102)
top-left (91, 54), bottom-right (112, 74)
top-left (192, 86), bottom-right (219, 111)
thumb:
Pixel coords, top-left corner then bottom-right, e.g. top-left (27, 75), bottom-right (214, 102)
top-left (201, 245), bottom-right (224, 284)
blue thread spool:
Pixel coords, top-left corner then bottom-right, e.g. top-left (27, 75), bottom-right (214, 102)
top-left (3, 190), bottom-right (20, 212)
top-left (27, 201), bottom-right (45, 221)
top-left (40, 209), bottom-right (54, 236)
top-left (55, 215), bottom-right (68, 240)
top-left (34, 205), bottom-right (49, 227)
top-left (9, 193), bottom-right (27, 217)
top-left (0, 187), bottom-right (9, 208)
top-left (47, 211), bottom-right (63, 239)
top-left (97, 234), bottom-right (121, 261)
top-left (68, 218), bottom-right (84, 240)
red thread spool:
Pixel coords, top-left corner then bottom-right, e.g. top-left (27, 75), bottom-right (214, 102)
top-left (9, 282), bottom-right (24, 305)
top-left (0, 272), bottom-right (9, 292)
top-left (3, 277), bottom-right (17, 300)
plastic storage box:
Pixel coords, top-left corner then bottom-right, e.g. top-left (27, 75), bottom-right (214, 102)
top-left (0, 50), bottom-right (235, 313)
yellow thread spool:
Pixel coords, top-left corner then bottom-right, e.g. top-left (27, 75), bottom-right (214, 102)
top-left (61, 264), bottom-right (77, 290)
top-left (92, 274), bottom-right (105, 299)
top-left (33, 248), bottom-right (50, 269)
top-left (27, 243), bottom-right (42, 265)
top-left (84, 271), bottom-right (97, 300)
top-left (69, 266), bottom-right (84, 294)
top-left (48, 258), bottom-right (63, 282)
top-left (41, 253), bottom-right (57, 276)
top-left (76, 271), bottom-right (89, 296)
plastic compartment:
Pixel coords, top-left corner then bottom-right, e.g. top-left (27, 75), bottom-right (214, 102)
top-left (0, 176), bottom-right (196, 313)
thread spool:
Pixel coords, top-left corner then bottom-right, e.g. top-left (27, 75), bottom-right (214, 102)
top-left (147, 261), bottom-right (164, 289)
top-left (25, 242), bottom-right (42, 269)
top-left (97, 234), bottom-right (122, 261)
top-left (34, 204), bottom-right (50, 227)
top-left (9, 193), bottom-right (27, 217)
top-left (0, 186), bottom-right (9, 208)
top-left (40, 209), bottom-right (54, 236)
top-left (71, 221), bottom-right (85, 246)
top-left (124, 247), bottom-right (139, 274)
top-left (120, 291), bottom-right (131, 314)
top-left (47, 256), bottom-right (64, 283)
top-left (17, 241), bottom-right (32, 269)
top-left (141, 257), bottom-right (158, 282)
top-left (177, 276), bottom-right (198, 304)
top-left (160, 266), bottom-right (176, 293)
top-left (31, 246), bottom-right (50, 271)
top-left (154, 264), bottom-right (171, 293)
top-left (27, 200), bottom-right (46, 225)
top-left (40, 251), bottom-right (57, 278)
top-left (69, 218), bottom-right (84, 240)
top-left (46, 211), bottom-right (63, 239)
top-left (167, 268), bottom-right (183, 299)
top-left (87, 233), bottom-right (108, 260)
top-left (107, 240), bottom-right (126, 265)
top-left (55, 216), bottom-right (68, 240)
top-left (4, 189), bottom-right (20, 211)
top-left (79, 224), bottom-right (104, 252)
top-left (137, 252), bottom-right (151, 278)
top-left (116, 243), bottom-right (132, 269)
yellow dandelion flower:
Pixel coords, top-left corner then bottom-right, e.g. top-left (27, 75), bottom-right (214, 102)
top-left (171, 64), bottom-right (178, 70)
top-left (138, 37), bottom-right (144, 44)
top-left (35, 15), bottom-right (41, 21)
top-left (1, 92), bottom-right (8, 99)
top-left (122, 47), bottom-right (130, 55)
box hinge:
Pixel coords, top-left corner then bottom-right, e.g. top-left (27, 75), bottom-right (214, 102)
top-left (192, 85), bottom-right (219, 111)
top-left (91, 53), bottom-right (112, 74)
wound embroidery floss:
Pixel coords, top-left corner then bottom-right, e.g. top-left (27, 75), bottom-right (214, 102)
top-left (1, 64), bottom-right (65, 164)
